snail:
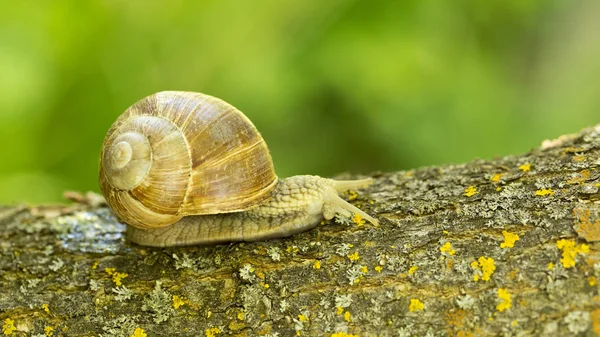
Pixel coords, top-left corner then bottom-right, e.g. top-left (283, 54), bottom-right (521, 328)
top-left (99, 91), bottom-right (378, 247)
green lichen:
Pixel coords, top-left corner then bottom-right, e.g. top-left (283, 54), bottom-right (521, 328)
top-left (142, 281), bottom-right (174, 323)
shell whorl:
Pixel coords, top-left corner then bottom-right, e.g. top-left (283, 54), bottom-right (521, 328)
top-left (99, 91), bottom-right (278, 229)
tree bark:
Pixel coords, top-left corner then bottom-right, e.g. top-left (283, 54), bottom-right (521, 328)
top-left (2, 125), bottom-right (600, 337)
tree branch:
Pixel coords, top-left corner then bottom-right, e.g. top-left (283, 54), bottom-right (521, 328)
top-left (2, 125), bottom-right (600, 336)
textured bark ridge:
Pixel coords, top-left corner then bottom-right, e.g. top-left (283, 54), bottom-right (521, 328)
top-left (2, 125), bottom-right (600, 337)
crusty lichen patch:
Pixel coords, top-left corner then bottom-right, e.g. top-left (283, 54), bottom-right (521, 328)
top-left (500, 231), bottom-right (520, 248)
top-left (556, 239), bottom-right (589, 268)
top-left (471, 257), bottom-right (496, 282)
top-left (496, 288), bottom-right (512, 312)
top-left (573, 206), bottom-right (600, 242)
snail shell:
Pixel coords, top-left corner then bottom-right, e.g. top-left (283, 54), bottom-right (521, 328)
top-left (99, 91), bottom-right (278, 229)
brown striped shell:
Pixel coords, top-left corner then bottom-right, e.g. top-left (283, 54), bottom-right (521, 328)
top-left (99, 91), bottom-right (278, 229)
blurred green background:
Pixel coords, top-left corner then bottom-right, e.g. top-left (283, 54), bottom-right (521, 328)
top-left (1, 0), bottom-right (600, 204)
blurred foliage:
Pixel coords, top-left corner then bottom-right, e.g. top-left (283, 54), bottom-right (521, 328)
top-left (1, 0), bottom-right (600, 203)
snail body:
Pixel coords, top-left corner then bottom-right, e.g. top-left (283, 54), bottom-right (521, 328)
top-left (99, 91), bottom-right (378, 247)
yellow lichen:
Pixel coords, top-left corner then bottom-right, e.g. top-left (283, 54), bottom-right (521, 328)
top-left (535, 189), bottom-right (554, 197)
top-left (336, 306), bottom-right (344, 315)
top-left (347, 252), bottom-right (360, 262)
top-left (91, 261), bottom-right (99, 270)
top-left (44, 326), bottom-right (54, 337)
top-left (547, 262), bottom-right (555, 270)
top-left (42, 303), bottom-right (50, 314)
top-left (490, 173), bottom-right (504, 182)
top-left (172, 295), bottom-right (185, 309)
top-left (352, 213), bottom-right (365, 227)
top-left (205, 327), bottom-right (221, 337)
top-left (464, 186), bottom-right (478, 197)
top-left (375, 266), bottom-right (382, 273)
top-left (347, 190), bottom-right (358, 201)
top-left (500, 231), bottom-right (520, 248)
top-left (589, 276), bottom-right (597, 286)
top-left (131, 328), bottom-right (147, 337)
top-left (409, 298), bottom-right (425, 312)
top-left (2, 318), bottom-right (16, 335)
top-left (105, 267), bottom-right (128, 286)
top-left (263, 283), bottom-right (270, 289)
top-left (496, 288), bottom-right (512, 312)
top-left (556, 239), bottom-right (589, 268)
top-left (360, 266), bottom-right (368, 273)
top-left (519, 163), bottom-right (531, 172)
top-left (440, 242), bottom-right (456, 255)
top-left (313, 260), bottom-right (321, 269)
top-left (286, 246), bottom-right (299, 253)
top-left (344, 311), bottom-right (351, 322)
top-left (472, 257), bottom-right (495, 282)
top-left (298, 314), bottom-right (309, 322)
top-left (496, 187), bottom-right (502, 191)
top-left (113, 272), bottom-right (128, 286)
top-left (408, 266), bottom-right (418, 275)
top-left (237, 311), bottom-right (245, 320)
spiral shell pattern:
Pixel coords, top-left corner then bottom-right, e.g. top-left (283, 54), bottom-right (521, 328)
top-left (99, 91), bottom-right (278, 229)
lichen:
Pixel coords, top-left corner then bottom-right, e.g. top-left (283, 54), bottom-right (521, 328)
top-left (456, 295), bottom-right (475, 310)
top-left (205, 327), bottom-right (221, 337)
top-left (556, 239), bottom-right (589, 268)
top-left (490, 173), bottom-right (505, 182)
top-left (440, 242), bottom-right (456, 256)
top-left (519, 163), bottom-right (531, 172)
top-left (172, 253), bottom-right (195, 270)
top-left (535, 188), bottom-right (554, 197)
top-left (130, 328), bottom-right (147, 337)
top-left (142, 281), bottom-right (174, 323)
top-left (496, 288), bottom-right (512, 312)
top-left (500, 231), bottom-right (520, 248)
top-left (464, 186), bottom-right (478, 197)
top-left (564, 311), bottom-right (590, 333)
top-left (573, 207), bottom-right (600, 242)
top-left (346, 265), bottom-right (368, 285)
top-left (2, 318), bottom-right (16, 335)
top-left (239, 264), bottom-right (256, 282)
top-left (112, 286), bottom-right (133, 302)
top-left (471, 257), bottom-right (496, 282)
top-left (352, 214), bottom-right (365, 227)
top-left (49, 259), bottom-right (64, 271)
top-left (347, 252), bottom-right (360, 262)
top-left (409, 298), bottom-right (424, 312)
top-left (105, 267), bottom-right (128, 286)
top-left (100, 315), bottom-right (140, 337)
top-left (267, 247), bottom-right (282, 261)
